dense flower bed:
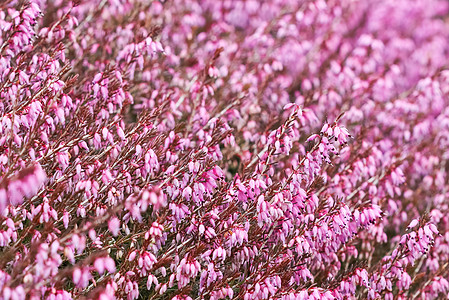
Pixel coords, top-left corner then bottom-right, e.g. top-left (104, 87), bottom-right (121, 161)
top-left (1, 0), bottom-right (449, 299)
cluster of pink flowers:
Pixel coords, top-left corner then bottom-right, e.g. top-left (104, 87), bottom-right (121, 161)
top-left (1, 0), bottom-right (449, 299)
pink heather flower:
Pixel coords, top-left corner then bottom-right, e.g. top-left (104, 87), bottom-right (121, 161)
top-left (108, 217), bottom-right (121, 237)
top-left (407, 219), bottom-right (419, 230)
top-left (94, 257), bottom-right (116, 275)
top-left (128, 251), bottom-right (137, 262)
top-left (72, 268), bottom-right (91, 289)
top-left (2, 0), bottom-right (449, 299)
top-left (0, 163), bottom-right (46, 210)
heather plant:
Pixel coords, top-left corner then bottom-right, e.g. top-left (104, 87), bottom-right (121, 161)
top-left (1, 0), bottom-right (449, 299)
